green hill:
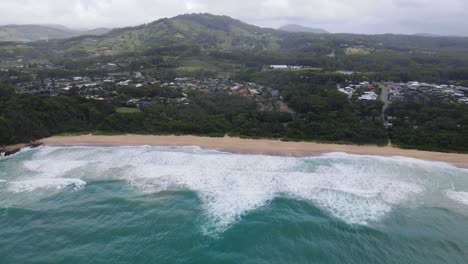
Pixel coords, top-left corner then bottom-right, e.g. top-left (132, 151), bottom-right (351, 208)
top-left (51, 13), bottom-right (284, 55)
top-left (48, 13), bottom-right (468, 58)
top-left (3, 13), bottom-right (468, 83)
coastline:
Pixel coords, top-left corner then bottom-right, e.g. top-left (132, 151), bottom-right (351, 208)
top-left (33, 134), bottom-right (468, 168)
top-left (0, 143), bottom-right (42, 156)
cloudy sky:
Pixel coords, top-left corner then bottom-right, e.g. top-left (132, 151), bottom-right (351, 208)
top-left (1, 0), bottom-right (467, 35)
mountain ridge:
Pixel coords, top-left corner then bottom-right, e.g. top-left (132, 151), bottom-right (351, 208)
top-left (4, 12), bottom-right (468, 73)
top-left (0, 24), bottom-right (111, 42)
top-left (50, 13), bottom-right (465, 56)
top-left (279, 24), bottom-right (329, 34)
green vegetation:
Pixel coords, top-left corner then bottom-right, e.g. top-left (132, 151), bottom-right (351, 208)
top-left (0, 85), bottom-right (113, 145)
top-left (2, 13), bottom-right (468, 84)
top-left (388, 100), bottom-right (468, 153)
top-left (1, 14), bottom-right (468, 153)
top-left (0, 72), bottom-right (388, 147)
top-left (344, 47), bottom-right (372, 55)
top-left (116, 107), bottom-right (142, 114)
top-left (0, 13), bottom-right (467, 90)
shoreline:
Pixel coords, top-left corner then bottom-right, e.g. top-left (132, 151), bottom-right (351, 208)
top-left (0, 143), bottom-right (42, 156)
top-left (32, 134), bottom-right (468, 168)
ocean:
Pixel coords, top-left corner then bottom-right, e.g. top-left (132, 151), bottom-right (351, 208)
top-left (1, 146), bottom-right (467, 264)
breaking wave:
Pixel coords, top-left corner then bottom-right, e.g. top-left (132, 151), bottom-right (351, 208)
top-left (2, 146), bottom-right (468, 233)
top-left (446, 191), bottom-right (468, 206)
top-left (8, 178), bottom-right (86, 193)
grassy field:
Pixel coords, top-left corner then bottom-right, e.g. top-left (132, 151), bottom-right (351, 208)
top-left (345, 47), bottom-right (372, 55)
top-left (264, 67), bottom-right (323, 72)
top-left (290, 67), bottom-right (323, 72)
top-left (116, 107), bottom-right (142, 114)
top-left (176, 56), bottom-right (244, 75)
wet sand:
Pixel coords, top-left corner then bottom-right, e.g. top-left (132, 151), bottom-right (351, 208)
top-left (36, 134), bottom-right (468, 167)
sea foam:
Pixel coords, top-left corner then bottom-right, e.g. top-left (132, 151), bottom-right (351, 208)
top-left (446, 191), bottom-right (468, 206)
top-left (23, 159), bottom-right (90, 178)
top-left (4, 146), bottom-right (468, 233)
top-left (8, 178), bottom-right (86, 193)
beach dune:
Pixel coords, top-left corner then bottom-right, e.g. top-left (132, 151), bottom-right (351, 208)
top-left (37, 134), bottom-right (468, 167)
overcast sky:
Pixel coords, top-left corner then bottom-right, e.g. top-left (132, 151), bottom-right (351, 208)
top-left (1, 0), bottom-right (468, 35)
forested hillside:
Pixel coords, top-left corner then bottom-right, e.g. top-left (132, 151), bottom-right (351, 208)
top-left (1, 14), bottom-right (468, 152)
top-left (0, 73), bottom-right (388, 147)
top-left (2, 13), bottom-right (468, 83)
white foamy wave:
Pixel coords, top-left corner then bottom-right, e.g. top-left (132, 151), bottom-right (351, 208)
top-left (8, 178), bottom-right (86, 193)
top-left (0, 146), bottom-right (37, 159)
top-left (118, 150), bottom-right (434, 232)
top-left (317, 152), bottom-right (456, 169)
top-left (124, 152), bottom-right (296, 233)
top-left (6, 146), bottom-right (468, 234)
top-left (279, 163), bottom-right (424, 225)
top-left (23, 160), bottom-right (90, 178)
top-left (446, 191), bottom-right (468, 206)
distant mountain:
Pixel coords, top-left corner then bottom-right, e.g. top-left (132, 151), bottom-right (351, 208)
top-left (278, 24), bottom-right (329, 34)
top-left (85, 28), bottom-right (112, 36)
top-left (0, 24), bottom-right (111, 42)
top-left (48, 13), bottom-right (286, 55)
top-left (414, 33), bottom-right (441, 37)
top-left (414, 33), bottom-right (468, 38)
top-left (31, 13), bottom-right (468, 57)
top-left (6, 13), bottom-right (468, 64)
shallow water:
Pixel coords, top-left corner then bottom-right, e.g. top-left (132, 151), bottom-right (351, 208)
top-left (1, 146), bottom-right (467, 263)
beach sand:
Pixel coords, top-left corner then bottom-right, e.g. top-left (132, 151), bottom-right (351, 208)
top-left (36, 134), bottom-right (468, 167)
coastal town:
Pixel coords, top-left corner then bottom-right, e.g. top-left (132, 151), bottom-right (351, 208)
top-left (6, 64), bottom-right (468, 118)
top-left (2, 6), bottom-right (468, 264)
top-left (9, 71), bottom-right (292, 113)
top-left (338, 81), bottom-right (468, 103)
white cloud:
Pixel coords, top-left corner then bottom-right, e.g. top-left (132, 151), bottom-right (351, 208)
top-left (0, 0), bottom-right (467, 35)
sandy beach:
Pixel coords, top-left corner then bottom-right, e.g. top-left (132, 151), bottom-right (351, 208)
top-left (36, 134), bottom-right (468, 167)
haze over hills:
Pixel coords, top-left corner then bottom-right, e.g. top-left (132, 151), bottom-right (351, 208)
top-left (0, 24), bottom-right (111, 42)
top-left (1, 13), bottom-right (467, 52)
top-left (278, 24), bottom-right (329, 34)
top-left (413, 33), bottom-right (468, 38)
top-left (35, 13), bottom-right (468, 61)
top-left (414, 33), bottom-right (443, 37)
top-left (45, 14), bottom-right (285, 54)
top-left (3, 13), bottom-right (468, 83)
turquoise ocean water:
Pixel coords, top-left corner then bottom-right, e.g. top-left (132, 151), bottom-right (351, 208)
top-left (1, 146), bottom-right (467, 263)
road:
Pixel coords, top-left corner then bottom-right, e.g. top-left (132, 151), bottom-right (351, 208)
top-left (380, 85), bottom-right (390, 120)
